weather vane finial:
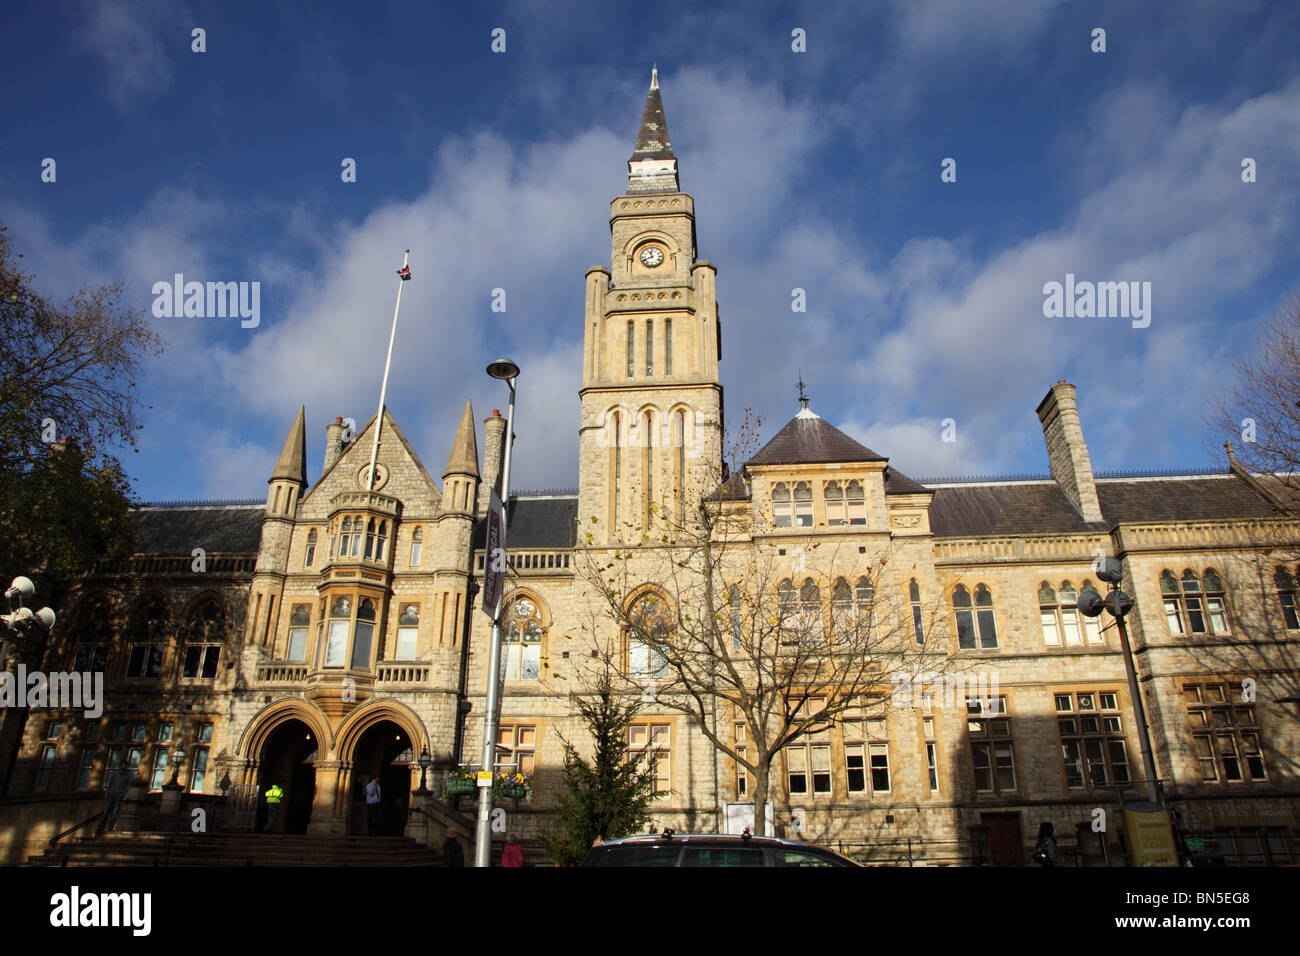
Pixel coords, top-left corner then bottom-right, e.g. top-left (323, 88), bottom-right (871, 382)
top-left (797, 371), bottom-right (809, 411)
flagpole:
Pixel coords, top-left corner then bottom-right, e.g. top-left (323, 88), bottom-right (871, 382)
top-left (368, 250), bottom-right (410, 492)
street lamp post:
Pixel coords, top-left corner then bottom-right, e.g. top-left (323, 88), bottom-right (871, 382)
top-left (475, 357), bottom-right (519, 867)
top-left (1, 576), bottom-right (56, 647)
top-left (1078, 557), bottom-right (1161, 804)
top-left (416, 747), bottom-right (431, 794)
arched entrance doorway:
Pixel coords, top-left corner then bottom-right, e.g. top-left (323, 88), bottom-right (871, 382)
top-left (257, 719), bottom-right (318, 834)
top-left (349, 720), bottom-right (413, 836)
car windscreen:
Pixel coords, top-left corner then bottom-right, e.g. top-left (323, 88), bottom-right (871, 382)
top-left (584, 844), bottom-right (680, 866)
top-left (680, 846), bottom-right (766, 866)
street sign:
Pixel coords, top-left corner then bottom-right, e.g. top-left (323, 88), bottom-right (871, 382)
top-left (1121, 805), bottom-right (1179, 866)
top-left (1185, 837), bottom-right (1205, 851)
top-left (482, 489), bottom-right (506, 616)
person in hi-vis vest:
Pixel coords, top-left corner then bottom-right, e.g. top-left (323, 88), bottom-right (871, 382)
top-left (263, 783), bottom-right (284, 833)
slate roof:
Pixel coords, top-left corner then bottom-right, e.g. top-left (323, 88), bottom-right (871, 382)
top-left (927, 473), bottom-right (1278, 537)
top-left (473, 495), bottom-right (578, 550)
top-left (630, 75), bottom-right (675, 162)
top-left (128, 505), bottom-right (265, 554)
top-left (749, 412), bottom-right (889, 467)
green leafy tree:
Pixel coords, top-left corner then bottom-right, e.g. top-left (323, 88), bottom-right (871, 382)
top-left (0, 222), bottom-right (163, 658)
top-left (543, 662), bottom-right (658, 865)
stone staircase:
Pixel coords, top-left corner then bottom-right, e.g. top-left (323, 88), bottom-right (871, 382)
top-left (27, 833), bottom-right (448, 867)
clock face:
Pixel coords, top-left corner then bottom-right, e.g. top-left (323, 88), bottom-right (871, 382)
top-left (639, 246), bottom-right (664, 268)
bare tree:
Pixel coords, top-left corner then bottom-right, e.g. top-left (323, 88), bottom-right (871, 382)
top-left (1204, 294), bottom-right (1300, 775)
top-left (1208, 291), bottom-right (1300, 511)
top-left (572, 410), bottom-right (950, 836)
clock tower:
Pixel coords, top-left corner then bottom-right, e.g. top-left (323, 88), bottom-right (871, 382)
top-left (578, 68), bottom-right (724, 542)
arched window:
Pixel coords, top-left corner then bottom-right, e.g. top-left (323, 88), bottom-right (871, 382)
top-left (846, 480), bottom-right (866, 525)
top-left (183, 598), bottom-right (224, 679)
top-left (325, 596), bottom-right (351, 667)
top-left (674, 411), bottom-right (686, 528)
top-left (665, 318), bottom-right (673, 375)
top-left (1039, 581), bottom-right (1103, 646)
top-left (1203, 570), bottom-right (1228, 633)
top-left (305, 529), bottom-right (317, 567)
top-left (1276, 568), bottom-right (1299, 629)
top-left (1163, 569), bottom-right (1229, 635)
top-left (126, 597), bottom-right (168, 678)
top-left (504, 598), bottom-right (543, 680)
top-left (729, 585), bottom-right (742, 652)
top-left (825, 482), bottom-right (845, 526)
top-left (287, 605), bottom-right (311, 661)
top-left (364, 518), bottom-right (377, 559)
top-left (954, 584), bottom-right (998, 649)
top-left (798, 578), bottom-right (823, 644)
top-left (909, 578), bottom-right (924, 646)
top-left (832, 577), bottom-right (853, 633)
top-left (778, 579), bottom-right (797, 639)
top-left (628, 594), bottom-right (670, 681)
top-left (626, 320), bottom-right (635, 377)
top-left (855, 575), bottom-right (875, 630)
top-left (794, 482), bottom-right (813, 528)
top-left (772, 483), bottom-right (792, 528)
top-left (410, 527), bottom-right (423, 567)
top-left (643, 411), bottom-right (654, 527)
top-left (338, 517), bottom-right (352, 558)
top-left (395, 604), bottom-right (420, 660)
top-left (351, 598), bottom-right (376, 669)
top-left (613, 410), bottom-right (622, 526)
top-left (71, 595), bottom-right (114, 672)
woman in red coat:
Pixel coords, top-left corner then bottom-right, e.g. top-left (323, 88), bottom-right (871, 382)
top-left (501, 834), bottom-right (525, 867)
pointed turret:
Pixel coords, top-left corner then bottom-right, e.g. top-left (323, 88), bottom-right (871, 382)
top-left (271, 406), bottom-right (308, 485)
top-left (628, 66), bottom-right (679, 193)
top-left (266, 406), bottom-right (307, 518)
top-left (441, 399), bottom-right (480, 516)
top-left (444, 399), bottom-right (480, 479)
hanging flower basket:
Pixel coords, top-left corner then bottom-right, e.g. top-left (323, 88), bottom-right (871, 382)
top-left (493, 772), bottom-right (530, 801)
top-left (445, 770), bottom-right (477, 796)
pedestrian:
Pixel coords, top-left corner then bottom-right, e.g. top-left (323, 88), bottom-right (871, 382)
top-left (442, 826), bottom-right (465, 867)
top-left (501, 834), bottom-right (525, 867)
top-left (263, 782), bottom-right (284, 833)
top-left (592, 834), bottom-right (603, 846)
top-left (96, 762), bottom-right (131, 834)
top-left (365, 774), bottom-right (382, 835)
top-left (1032, 821), bottom-right (1057, 867)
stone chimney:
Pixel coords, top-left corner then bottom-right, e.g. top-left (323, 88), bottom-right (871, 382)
top-left (479, 409), bottom-right (506, 513)
top-left (1036, 380), bottom-right (1103, 522)
top-left (324, 416), bottom-right (347, 475)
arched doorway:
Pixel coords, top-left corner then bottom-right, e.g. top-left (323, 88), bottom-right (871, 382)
top-left (349, 720), bottom-right (413, 836)
top-left (257, 719), bottom-right (318, 834)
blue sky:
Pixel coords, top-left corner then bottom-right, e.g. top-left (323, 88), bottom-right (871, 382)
top-left (3, 0), bottom-right (1299, 501)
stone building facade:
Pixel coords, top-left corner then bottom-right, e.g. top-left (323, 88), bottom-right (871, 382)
top-left (2, 72), bottom-right (1298, 865)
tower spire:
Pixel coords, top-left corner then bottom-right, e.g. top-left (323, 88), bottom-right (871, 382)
top-left (444, 398), bottom-right (480, 479)
top-left (271, 405), bottom-right (307, 486)
top-left (627, 66), bottom-right (678, 193)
